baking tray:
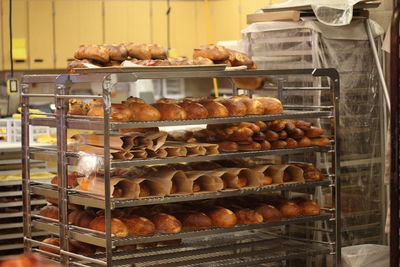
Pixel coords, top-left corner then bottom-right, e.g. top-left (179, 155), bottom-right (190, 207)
top-left (73, 64), bottom-right (227, 74)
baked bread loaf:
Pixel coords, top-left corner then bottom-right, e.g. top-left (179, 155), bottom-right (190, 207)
top-left (127, 102), bottom-right (161, 121)
top-left (227, 49), bottom-right (254, 68)
top-left (39, 238), bottom-right (60, 254)
top-left (297, 200), bottom-right (321, 215)
top-left (267, 120), bottom-right (286, 132)
top-left (238, 141), bottom-right (261, 151)
top-left (74, 45), bottom-right (110, 63)
top-left (271, 140), bottom-right (287, 149)
top-left (310, 137), bottom-right (330, 146)
top-left (88, 216), bottom-right (129, 238)
top-left (265, 130), bottom-right (279, 142)
top-left (150, 213), bottom-right (182, 234)
top-left (199, 100), bottom-right (229, 118)
top-left (297, 137), bottom-right (312, 147)
top-left (121, 215), bottom-right (156, 236)
top-left (286, 138), bottom-right (298, 148)
top-left (255, 204), bottom-right (282, 222)
top-left (193, 57), bottom-right (214, 65)
top-left (305, 126), bottom-right (325, 138)
top-left (288, 128), bottom-right (305, 139)
top-left (294, 120), bottom-right (311, 130)
top-left (279, 202), bottom-right (302, 218)
top-left (219, 99), bottom-right (247, 116)
top-left (87, 102), bottom-right (133, 122)
top-left (105, 44), bottom-right (128, 61)
top-left (178, 102), bottom-right (208, 119)
top-left (294, 164), bottom-right (323, 181)
top-left (234, 208), bottom-right (263, 224)
top-left (125, 43), bottom-right (151, 60)
top-left (257, 97), bottom-right (283, 114)
top-left (69, 240), bottom-right (96, 255)
top-left (152, 103), bottom-right (187, 120)
top-left (217, 141), bottom-right (239, 152)
top-left (68, 209), bottom-right (96, 228)
top-left (68, 99), bottom-right (85, 115)
top-left (278, 130), bottom-right (288, 140)
top-left (232, 97), bottom-right (264, 115)
top-left (260, 140), bottom-right (272, 150)
top-left (175, 211), bottom-right (212, 230)
top-left (51, 172), bottom-right (80, 188)
top-left (204, 207), bottom-right (236, 227)
top-left (123, 96), bottom-right (146, 104)
top-left (39, 205), bottom-right (59, 220)
top-left (148, 44), bottom-right (168, 59)
top-left (193, 45), bottom-right (230, 61)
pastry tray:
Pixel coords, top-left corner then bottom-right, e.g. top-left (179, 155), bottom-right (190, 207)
top-left (73, 64), bottom-right (227, 74)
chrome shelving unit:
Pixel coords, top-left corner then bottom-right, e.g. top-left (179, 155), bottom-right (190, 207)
top-left (21, 68), bottom-right (341, 267)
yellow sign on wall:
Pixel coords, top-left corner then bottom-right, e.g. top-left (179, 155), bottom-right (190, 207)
top-left (12, 38), bottom-right (27, 60)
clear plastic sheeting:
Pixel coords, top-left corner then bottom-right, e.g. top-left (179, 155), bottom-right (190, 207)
top-left (242, 20), bottom-right (385, 247)
top-left (342, 244), bottom-right (389, 267)
top-left (263, 0), bottom-right (363, 26)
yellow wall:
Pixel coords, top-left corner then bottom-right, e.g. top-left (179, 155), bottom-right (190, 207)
top-left (0, 0), bottom-right (281, 70)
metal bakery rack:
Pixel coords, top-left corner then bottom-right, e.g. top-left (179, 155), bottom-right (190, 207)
top-left (21, 68), bottom-right (341, 267)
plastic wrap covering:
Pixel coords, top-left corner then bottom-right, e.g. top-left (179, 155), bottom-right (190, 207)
top-left (242, 20), bottom-right (385, 247)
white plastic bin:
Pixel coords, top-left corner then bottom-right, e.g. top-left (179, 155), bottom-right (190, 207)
top-left (342, 244), bottom-right (389, 267)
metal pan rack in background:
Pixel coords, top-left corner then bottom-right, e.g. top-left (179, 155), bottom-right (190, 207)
top-left (20, 68), bottom-right (341, 267)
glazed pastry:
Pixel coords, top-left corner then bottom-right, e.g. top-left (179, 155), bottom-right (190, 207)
top-left (68, 99), bottom-right (85, 115)
top-left (278, 130), bottom-right (288, 140)
top-left (88, 216), bottom-right (129, 238)
top-left (288, 128), bottom-right (305, 139)
top-left (153, 103), bottom-right (187, 120)
top-left (234, 208), bottom-right (263, 225)
top-left (178, 102), bottom-right (208, 119)
top-left (260, 140), bottom-right (272, 150)
top-left (193, 57), bottom-right (214, 65)
top-left (265, 130), bottom-right (279, 142)
top-left (267, 120), bottom-right (286, 132)
top-left (123, 96), bottom-right (146, 104)
top-left (255, 204), bottom-right (282, 222)
top-left (294, 120), bottom-right (311, 130)
top-left (87, 102), bottom-right (133, 122)
top-left (121, 215), bottom-right (156, 236)
top-left (227, 49), bottom-right (254, 68)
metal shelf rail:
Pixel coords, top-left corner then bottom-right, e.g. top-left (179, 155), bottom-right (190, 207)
top-left (21, 68), bottom-right (341, 266)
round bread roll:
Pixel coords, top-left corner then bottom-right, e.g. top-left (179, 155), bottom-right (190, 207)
top-left (280, 202), bottom-right (302, 218)
top-left (150, 213), bottom-right (182, 234)
top-left (123, 96), bottom-right (146, 104)
top-left (254, 121), bottom-right (267, 131)
top-left (218, 99), bottom-right (247, 117)
top-left (252, 132), bottom-right (266, 141)
top-left (178, 211), bottom-right (212, 230)
top-left (39, 238), bottom-right (60, 255)
top-left (238, 141), bottom-right (261, 151)
top-left (285, 121), bottom-right (296, 132)
top-left (278, 130), bottom-right (288, 140)
top-left (217, 141), bottom-right (239, 152)
top-left (199, 101), bottom-right (229, 118)
top-left (262, 175), bottom-right (273, 185)
top-left (295, 164), bottom-right (324, 181)
top-left (297, 137), bottom-right (312, 147)
top-left (148, 44), bottom-right (168, 59)
top-left (127, 102), bottom-right (161, 121)
top-left (206, 207), bottom-right (237, 227)
top-left (271, 140), bottom-right (287, 149)
top-left (238, 122), bottom-right (260, 133)
top-left (289, 128), bottom-right (305, 139)
top-left (298, 200), bottom-right (321, 215)
top-left (88, 216), bottom-right (129, 238)
top-left (193, 45), bottom-right (230, 61)
top-left (286, 138), bottom-right (298, 148)
top-left (121, 215), bottom-right (156, 236)
top-left (68, 209), bottom-right (96, 228)
top-left (310, 137), bottom-right (330, 146)
top-left (152, 103), bottom-right (187, 120)
top-left (294, 120), bottom-right (311, 130)
top-left (305, 126), bottom-right (325, 138)
top-left (265, 130), bottom-right (279, 142)
top-left (87, 103), bottom-right (132, 122)
top-left (105, 44), bottom-right (128, 61)
top-left (230, 97), bottom-right (263, 115)
top-left (256, 97), bottom-right (283, 114)
top-left (256, 204), bottom-right (282, 222)
top-left (39, 205), bottom-right (59, 220)
top-left (235, 208), bottom-right (263, 225)
top-left (267, 120), bottom-right (286, 132)
top-left (69, 240), bottom-right (96, 256)
top-left (68, 99), bottom-right (85, 115)
top-left (260, 140), bottom-right (272, 150)
top-left (125, 43), bottom-right (151, 60)
top-left (178, 102), bottom-right (208, 119)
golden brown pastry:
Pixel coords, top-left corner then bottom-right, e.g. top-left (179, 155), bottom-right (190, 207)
top-left (217, 141), bottom-right (239, 152)
top-left (294, 120), bottom-right (311, 130)
top-left (265, 130), bottom-right (279, 142)
top-left (104, 44), bottom-right (128, 61)
top-left (178, 102), bottom-right (208, 119)
top-left (271, 140), bottom-right (287, 149)
top-left (297, 137), bottom-right (312, 147)
top-left (39, 205), bottom-right (59, 220)
top-left (294, 164), bottom-right (324, 181)
top-left (88, 216), bottom-right (129, 238)
top-left (87, 102), bottom-right (133, 122)
top-left (39, 238), bottom-right (60, 254)
top-left (284, 121), bottom-right (296, 132)
top-left (288, 128), bottom-right (305, 139)
top-left (175, 211), bottom-right (212, 230)
top-left (125, 43), bottom-right (151, 60)
top-left (127, 102), bottom-right (161, 121)
top-left (238, 122), bottom-right (261, 133)
top-left (278, 130), bottom-right (288, 140)
top-left (148, 44), bottom-right (168, 59)
top-left (152, 103), bottom-right (187, 120)
top-left (232, 77), bottom-right (266, 90)
top-left (156, 98), bottom-right (180, 104)
top-left (279, 202), bottom-right (302, 218)
top-left (150, 213), bottom-right (182, 234)
top-left (267, 120), bottom-right (286, 132)
top-left (206, 207), bottom-right (237, 228)
top-left (218, 99), bottom-right (247, 117)
top-left (305, 126), bottom-right (325, 138)
top-left (74, 45), bottom-right (110, 63)
top-left (255, 204), bottom-right (282, 222)
top-left (256, 97), bottom-right (283, 114)
top-left (123, 96), bottom-right (146, 104)
top-left (260, 140), bottom-right (272, 150)
top-left (252, 132), bottom-right (266, 141)
top-left (66, 59), bottom-right (102, 73)
top-left (227, 49), bottom-right (254, 68)
top-left (254, 121), bottom-right (267, 131)
top-left (296, 200), bottom-right (321, 215)
top-left (234, 208), bottom-right (263, 225)
top-left (68, 99), bottom-right (85, 115)
top-left (262, 175), bottom-right (273, 185)
top-left (68, 209), bottom-right (96, 228)
top-left (223, 126), bottom-right (254, 142)
top-left (198, 101), bottom-right (229, 118)
top-left (286, 138), bottom-right (298, 148)
top-left (193, 45), bottom-right (230, 61)
top-left (310, 137), bottom-right (330, 146)
top-left (121, 215), bottom-right (156, 236)
top-left (238, 141), bottom-right (261, 151)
